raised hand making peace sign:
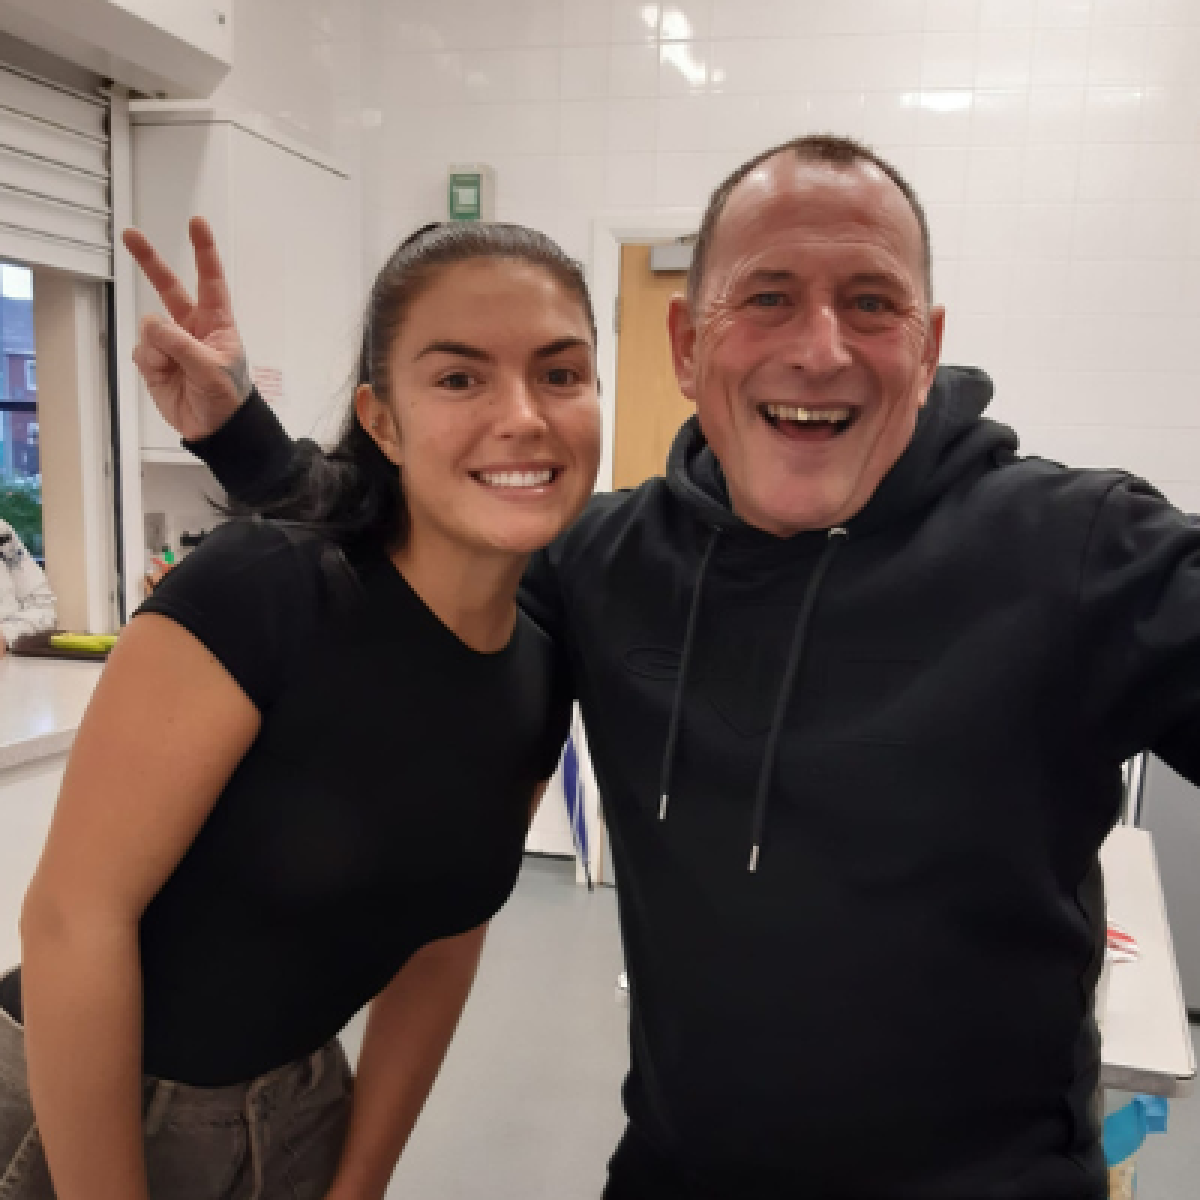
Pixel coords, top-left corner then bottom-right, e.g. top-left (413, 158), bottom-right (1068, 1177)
top-left (122, 217), bottom-right (252, 442)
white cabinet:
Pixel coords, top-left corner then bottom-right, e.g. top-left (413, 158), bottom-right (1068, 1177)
top-left (0, 0), bottom-right (232, 98)
top-left (130, 106), bottom-right (359, 458)
top-left (0, 754), bottom-right (65, 969)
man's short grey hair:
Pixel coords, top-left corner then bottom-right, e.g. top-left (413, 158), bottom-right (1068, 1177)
top-left (686, 133), bottom-right (934, 306)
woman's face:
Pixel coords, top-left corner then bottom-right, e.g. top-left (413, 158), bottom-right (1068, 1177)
top-left (366, 257), bottom-right (601, 561)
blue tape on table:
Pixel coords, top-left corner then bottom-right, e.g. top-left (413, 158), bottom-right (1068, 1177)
top-left (1104, 1095), bottom-right (1170, 1167)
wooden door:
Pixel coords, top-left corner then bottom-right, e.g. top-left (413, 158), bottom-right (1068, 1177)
top-left (613, 243), bottom-right (695, 491)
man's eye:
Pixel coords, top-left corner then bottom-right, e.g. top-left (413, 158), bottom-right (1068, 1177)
top-left (853, 295), bottom-right (891, 314)
top-left (546, 366), bottom-right (582, 387)
top-left (746, 292), bottom-right (789, 308)
top-left (438, 371), bottom-right (476, 390)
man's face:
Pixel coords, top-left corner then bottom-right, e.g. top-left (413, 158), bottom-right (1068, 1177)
top-left (669, 157), bottom-right (945, 537)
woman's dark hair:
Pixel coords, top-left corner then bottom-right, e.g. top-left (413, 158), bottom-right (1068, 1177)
top-left (237, 222), bottom-right (596, 550)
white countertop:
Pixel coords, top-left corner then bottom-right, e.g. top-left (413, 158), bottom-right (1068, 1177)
top-left (0, 655), bottom-right (104, 771)
top-left (1100, 825), bottom-right (1196, 1097)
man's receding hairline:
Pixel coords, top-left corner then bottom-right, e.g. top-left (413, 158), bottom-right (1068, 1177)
top-left (710, 158), bottom-right (926, 298)
top-left (687, 137), bottom-right (934, 306)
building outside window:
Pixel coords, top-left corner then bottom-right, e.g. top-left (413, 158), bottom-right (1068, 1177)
top-left (0, 262), bottom-right (40, 560)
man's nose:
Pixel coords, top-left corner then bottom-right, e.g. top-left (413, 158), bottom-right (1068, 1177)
top-left (787, 302), bottom-right (853, 374)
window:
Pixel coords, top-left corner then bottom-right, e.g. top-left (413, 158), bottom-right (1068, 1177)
top-left (0, 264), bottom-right (31, 302)
top-left (0, 261), bottom-right (40, 559)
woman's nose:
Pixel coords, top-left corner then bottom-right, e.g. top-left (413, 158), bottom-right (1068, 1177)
top-left (495, 378), bottom-right (550, 436)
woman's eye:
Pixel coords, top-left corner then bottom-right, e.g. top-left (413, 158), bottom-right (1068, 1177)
top-left (438, 371), bottom-right (476, 390)
top-left (546, 366), bottom-right (582, 387)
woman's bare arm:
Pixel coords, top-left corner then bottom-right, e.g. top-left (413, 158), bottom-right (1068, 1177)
top-left (324, 924), bottom-right (488, 1200)
top-left (20, 614), bottom-right (260, 1200)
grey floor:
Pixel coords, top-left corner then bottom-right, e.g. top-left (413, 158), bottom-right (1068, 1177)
top-left (341, 856), bottom-right (629, 1200)
top-left (1115, 1028), bottom-right (1200, 1198)
top-left (344, 855), bottom-right (1200, 1199)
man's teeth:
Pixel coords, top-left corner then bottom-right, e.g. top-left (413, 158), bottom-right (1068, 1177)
top-left (477, 468), bottom-right (555, 488)
top-left (764, 403), bottom-right (852, 424)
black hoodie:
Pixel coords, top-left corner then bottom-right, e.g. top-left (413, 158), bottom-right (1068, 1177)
top-left (519, 364), bottom-right (1200, 1199)
top-left (195, 365), bottom-right (1200, 1199)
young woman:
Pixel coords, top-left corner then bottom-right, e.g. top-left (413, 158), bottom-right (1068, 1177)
top-left (0, 218), bottom-right (601, 1200)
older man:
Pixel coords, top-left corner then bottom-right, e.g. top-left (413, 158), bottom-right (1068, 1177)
top-left (128, 136), bottom-right (1200, 1199)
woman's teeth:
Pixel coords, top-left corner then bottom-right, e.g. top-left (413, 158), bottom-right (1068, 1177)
top-left (476, 468), bottom-right (556, 488)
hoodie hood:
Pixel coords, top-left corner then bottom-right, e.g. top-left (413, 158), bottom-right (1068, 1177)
top-left (665, 364), bottom-right (1016, 539)
top-left (655, 365), bottom-right (1017, 871)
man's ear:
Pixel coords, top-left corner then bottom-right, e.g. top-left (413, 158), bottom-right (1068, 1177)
top-left (918, 305), bottom-right (946, 406)
top-left (667, 294), bottom-right (700, 404)
top-left (354, 384), bottom-right (402, 466)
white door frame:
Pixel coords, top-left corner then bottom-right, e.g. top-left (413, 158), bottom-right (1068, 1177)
top-left (74, 279), bottom-right (117, 633)
top-left (107, 86), bottom-right (146, 622)
top-left (569, 212), bottom-right (701, 885)
top-left (588, 211), bottom-right (701, 493)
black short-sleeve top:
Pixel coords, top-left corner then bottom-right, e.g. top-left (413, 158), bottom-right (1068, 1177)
top-left (129, 519), bottom-right (570, 1085)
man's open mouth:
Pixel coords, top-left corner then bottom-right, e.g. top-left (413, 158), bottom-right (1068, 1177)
top-left (760, 403), bottom-right (857, 440)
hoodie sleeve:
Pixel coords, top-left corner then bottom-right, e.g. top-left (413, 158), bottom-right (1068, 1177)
top-left (184, 388), bottom-right (319, 506)
top-left (519, 547), bottom-right (569, 648)
top-left (1075, 474), bottom-right (1200, 784)
top-left (0, 524), bottom-right (57, 646)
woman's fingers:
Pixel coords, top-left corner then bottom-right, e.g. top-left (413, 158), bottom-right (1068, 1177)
top-left (140, 314), bottom-right (221, 383)
top-left (188, 217), bottom-right (235, 317)
top-left (133, 316), bottom-right (177, 387)
top-left (131, 339), bottom-right (173, 385)
top-left (122, 228), bottom-right (196, 325)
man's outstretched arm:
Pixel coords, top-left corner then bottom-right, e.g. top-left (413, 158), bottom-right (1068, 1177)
top-left (1076, 473), bottom-right (1200, 787)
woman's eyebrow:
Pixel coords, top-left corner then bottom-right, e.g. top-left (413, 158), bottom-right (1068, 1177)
top-left (415, 340), bottom-right (492, 362)
top-left (533, 337), bottom-right (592, 359)
top-left (414, 337), bottom-right (590, 362)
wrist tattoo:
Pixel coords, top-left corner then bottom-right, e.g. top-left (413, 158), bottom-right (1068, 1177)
top-left (223, 357), bottom-right (253, 404)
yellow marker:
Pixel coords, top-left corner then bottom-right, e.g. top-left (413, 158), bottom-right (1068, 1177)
top-left (49, 633), bottom-right (119, 653)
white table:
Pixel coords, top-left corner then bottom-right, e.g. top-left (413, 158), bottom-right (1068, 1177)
top-left (0, 654), bottom-right (103, 771)
top-left (1099, 825), bottom-right (1196, 1098)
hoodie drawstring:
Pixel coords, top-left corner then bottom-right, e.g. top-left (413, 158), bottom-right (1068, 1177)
top-left (658, 528), bottom-right (722, 821)
top-left (747, 526), bottom-right (848, 871)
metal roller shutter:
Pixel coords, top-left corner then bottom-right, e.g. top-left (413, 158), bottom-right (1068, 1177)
top-left (0, 59), bottom-right (110, 278)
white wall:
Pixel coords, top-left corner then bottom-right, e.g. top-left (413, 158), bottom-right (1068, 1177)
top-left (184, 0), bottom-right (366, 408)
top-left (210, 0), bottom-right (364, 169)
top-left (359, 0), bottom-right (1200, 511)
top-left (156, 0), bottom-right (367, 316)
top-left (120, 0), bottom-right (367, 595)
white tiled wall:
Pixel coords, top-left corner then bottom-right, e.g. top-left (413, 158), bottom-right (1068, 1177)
top-left (210, 0), bottom-right (364, 169)
top-left (358, 0), bottom-right (1200, 509)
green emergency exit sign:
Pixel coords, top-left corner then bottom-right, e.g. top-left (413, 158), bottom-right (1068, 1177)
top-left (449, 173), bottom-right (482, 220)
top-left (447, 165), bottom-right (495, 222)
